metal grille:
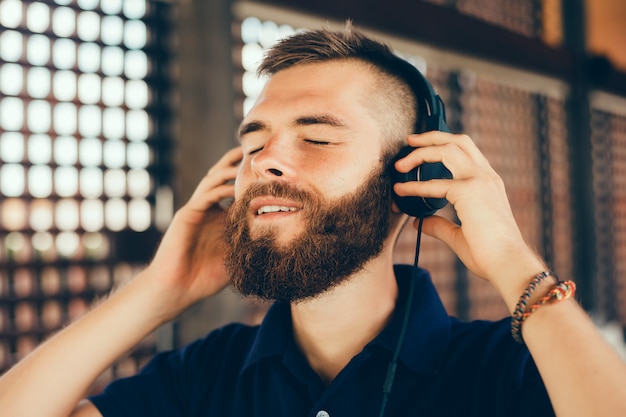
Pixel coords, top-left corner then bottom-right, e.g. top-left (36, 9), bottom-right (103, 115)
top-left (422, 0), bottom-right (543, 38)
top-left (0, 0), bottom-right (171, 387)
top-left (591, 108), bottom-right (626, 327)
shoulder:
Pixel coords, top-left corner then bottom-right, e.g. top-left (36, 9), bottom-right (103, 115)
top-left (89, 323), bottom-right (261, 416)
top-left (155, 322), bottom-right (260, 374)
top-left (447, 316), bottom-right (542, 383)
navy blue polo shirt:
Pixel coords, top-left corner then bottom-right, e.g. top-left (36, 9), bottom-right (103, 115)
top-left (90, 265), bottom-right (554, 416)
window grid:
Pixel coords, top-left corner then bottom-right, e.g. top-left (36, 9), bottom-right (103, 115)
top-left (0, 0), bottom-right (171, 383)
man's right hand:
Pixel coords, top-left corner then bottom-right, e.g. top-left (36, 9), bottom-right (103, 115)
top-left (141, 146), bottom-right (243, 319)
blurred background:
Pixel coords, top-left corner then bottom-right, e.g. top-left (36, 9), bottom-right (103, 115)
top-left (1, 0), bottom-right (625, 391)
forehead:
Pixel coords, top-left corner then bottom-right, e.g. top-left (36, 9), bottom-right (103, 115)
top-left (245, 60), bottom-right (380, 123)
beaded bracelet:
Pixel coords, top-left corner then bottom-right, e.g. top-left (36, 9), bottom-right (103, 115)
top-left (510, 271), bottom-right (555, 344)
top-left (521, 280), bottom-right (576, 322)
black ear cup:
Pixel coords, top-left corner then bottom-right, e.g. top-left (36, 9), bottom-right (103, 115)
top-left (390, 63), bottom-right (452, 217)
top-left (391, 145), bottom-right (452, 217)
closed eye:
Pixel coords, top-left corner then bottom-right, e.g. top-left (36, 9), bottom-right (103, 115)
top-left (305, 139), bottom-right (331, 145)
top-left (248, 146), bottom-right (264, 155)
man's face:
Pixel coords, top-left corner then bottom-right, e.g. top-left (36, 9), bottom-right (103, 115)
top-left (224, 158), bottom-right (394, 302)
top-left (225, 61), bottom-right (396, 302)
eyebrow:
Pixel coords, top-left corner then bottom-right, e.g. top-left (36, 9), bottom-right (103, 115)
top-left (238, 114), bottom-right (348, 139)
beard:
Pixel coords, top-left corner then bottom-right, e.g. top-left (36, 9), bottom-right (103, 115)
top-left (223, 159), bottom-right (395, 304)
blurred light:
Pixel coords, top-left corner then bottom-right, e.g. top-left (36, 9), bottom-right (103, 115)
top-left (54, 136), bottom-right (78, 166)
top-left (27, 100), bottom-right (51, 133)
top-left (56, 231), bottom-right (80, 258)
top-left (27, 67), bottom-right (51, 99)
top-left (0, 0), bottom-right (22, 29)
top-left (103, 141), bottom-right (125, 169)
top-left (104, 169), bottom-right (126, 196)
top-left (77, 73), bottom-right (101, 104)
top-left (123, 0), bottom-right (146, 19)
top-left (52, 7), bottom-right (75, 38)
top-left (0, 31), bottom-right (23, 62)
top-left (102, 77), bottom-right (125, 107)
top-left (78, 105), bottom-right (101, 136)
top-left (125, 80), bottom-right (148, 109)
top-left (55, 199), bottom-right (80, 231)
top-left (0, 132), bottom-right (24, 163)
top-left (101, 0), bottom-right (123, 15)
top-left (28, 165), bottom-right (53, 198)
top-left (129, 198), bottom-right (151, 231)
top-left (102, 46), bottom-right (124, 76)
top-left (54, 166), bottom-right (78, 197)
top-left (0, 63), bottom-right (24, 96)
top-left (125, 50), bottom-right (148, 79)
top-left (241, 43), bottom-right (263, 72)
top-left (2, 201), bottom-right (27, 231)
top-left (80, 167), bottom-right (103, 198)
top-left (53, 71), bottom-right (77, 101)
top-left (102, 15), bottom-right (124, 45)
top-left (53, 102), bottom-right (77, 135)
top-left (28, 134), bottom-right (52, 164)
top-left (77, 11), bottom-right (100, 42)
top-left (126, 110), bottom-right (149, 141)
top-left (242, 71), bottom-right (266, 98)
top-left (77, 0), bottom-right (99, 11)
top-left (0, 97), bottom-right (24, 130)
top-left (259, 20), bottom-right (280, 48)
top-left (127, 168), bottom-right (150, 197)
top-left (81, 200), bottom-right (104, 231)
top-left (26, 2), bottom-right (49, 33)
top-left (53, 39), bottom-right (77, 69)
top-left (77, 43), bottom-right (101, 73)
top-left (1, 164), bottom-right (25, 197)
top-left (30, 199), bottom-right (54, 231)
top-left (105, 198), bottom-right (126, 231)
top-left (124, 20), bottom-right (147, 49)
top-left (127, 142), bottom-right (150, 168)
top-left (102, 107), bottom-right (125, 139)
top-left (79, 137), bottom-right (102, 166)
top-left (27, 35), bottom-right (50, 66)
top-left (32, 231), bottom-right (54, 252)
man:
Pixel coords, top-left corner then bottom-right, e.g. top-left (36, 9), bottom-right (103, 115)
top-left (1, 24), bottom-right (626, 417)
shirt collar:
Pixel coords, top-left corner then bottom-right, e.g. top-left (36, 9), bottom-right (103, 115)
top-left (241, 265), bottom-right (451, 375)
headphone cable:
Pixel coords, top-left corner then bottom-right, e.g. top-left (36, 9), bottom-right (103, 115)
top-left (378, 216), bottom-right (424, 417)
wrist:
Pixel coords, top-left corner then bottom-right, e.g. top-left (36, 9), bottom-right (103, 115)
top-left (490, 252), bottom-right (549, 313)
top-left (131, 268), bottom-right (192, 324)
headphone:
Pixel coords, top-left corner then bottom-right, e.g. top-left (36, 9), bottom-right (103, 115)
top-left (390, 59), bottom-right (453, 218)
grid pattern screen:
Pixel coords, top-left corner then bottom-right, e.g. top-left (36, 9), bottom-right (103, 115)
top-left (0, 0), bottom-right (166, 383)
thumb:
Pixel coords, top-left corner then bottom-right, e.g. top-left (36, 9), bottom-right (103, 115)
top-left (418, 215), bottom-right (461, 250)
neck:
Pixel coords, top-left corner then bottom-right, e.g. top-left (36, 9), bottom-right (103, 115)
top-left (290, 249), bottom-right (398, 385)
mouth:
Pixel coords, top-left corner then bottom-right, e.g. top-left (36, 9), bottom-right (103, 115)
top-left (250, 197), bottom-right (303, 218)
top-left (257, 205), bottom-right (301, 215)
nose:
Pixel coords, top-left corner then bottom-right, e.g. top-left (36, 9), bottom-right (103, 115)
top-left (250, 138), bottom-right (296, 180)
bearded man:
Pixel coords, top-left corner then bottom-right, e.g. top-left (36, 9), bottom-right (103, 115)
top-left (2, 24), bottom-right (626, 417)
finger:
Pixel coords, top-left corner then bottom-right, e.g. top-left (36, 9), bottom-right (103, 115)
top-left (419, 215), bottom-right (462, 251)
top-left (393, 178), bottom-right (449, 200)
top-left (394, 143), bottom-right (471, 180)
top-left (406, 132), bottom-right (490, 167)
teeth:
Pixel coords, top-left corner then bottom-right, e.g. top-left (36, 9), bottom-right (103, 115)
top-left (257, 205), bottom-right (299, 215)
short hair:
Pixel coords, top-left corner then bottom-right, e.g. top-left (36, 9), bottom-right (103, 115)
top-left (258, 22), bottom-right (420, 149)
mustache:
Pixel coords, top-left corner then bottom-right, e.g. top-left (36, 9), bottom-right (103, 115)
top-left (239, 181), bottom-right (320, 208)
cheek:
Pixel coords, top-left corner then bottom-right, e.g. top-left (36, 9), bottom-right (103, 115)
top-left (233, 164), bottom-right (249, 199)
